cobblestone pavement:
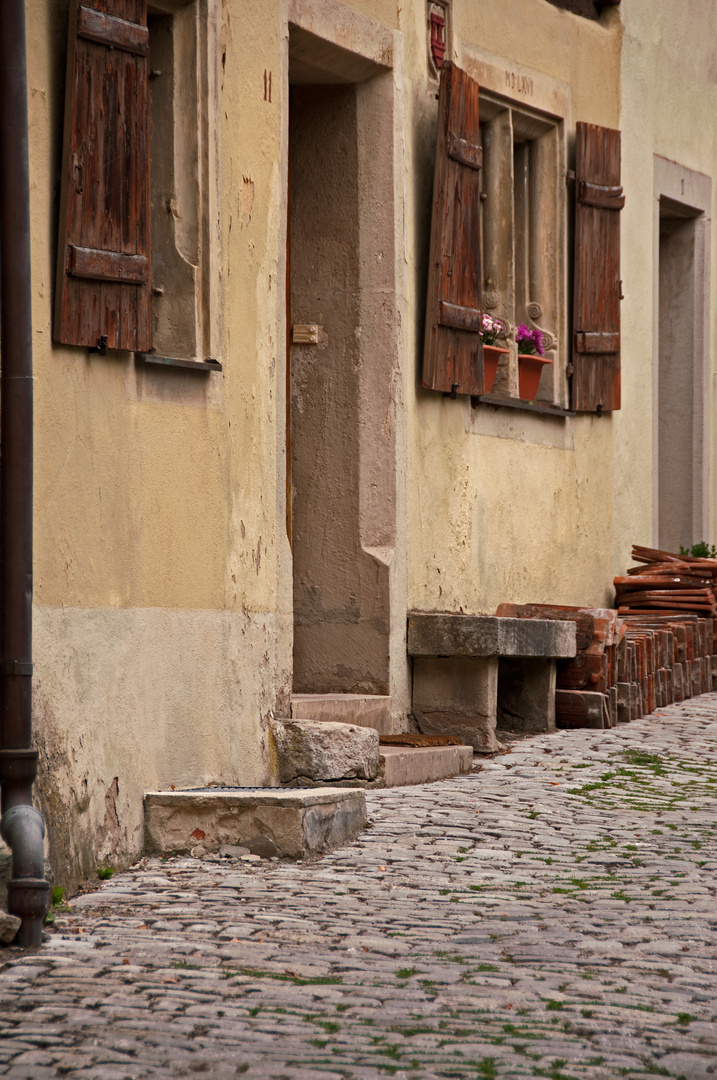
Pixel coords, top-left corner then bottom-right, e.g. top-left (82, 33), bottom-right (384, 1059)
top-left (4, 698), bottom-right (717, 1079)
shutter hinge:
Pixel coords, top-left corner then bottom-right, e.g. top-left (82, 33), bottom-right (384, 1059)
top-left (444, 383), bottom-right (460, 399)
top-left (566, 169), bottom-right (576, 184)
top-left (447, 132), bottom-right (482, 171)
top-left (566, 363), bottom-right (574, 376)
top-left (577, 180), bottom-right (625, 209)
top-left (596, 402), bottom-right (604, 418)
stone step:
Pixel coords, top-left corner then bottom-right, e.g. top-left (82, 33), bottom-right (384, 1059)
top-left (379, 744), bottom-right (473, 787)
top-left (291, 693), bottom-right (393, 735)
top-left (270, 717), bottom-right (472, 790)
top-left (144, 787), bottom-right (366, 860)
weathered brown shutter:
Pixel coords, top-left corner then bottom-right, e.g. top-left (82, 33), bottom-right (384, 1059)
top-left (422, 63), bottom-right (484, 396)
top-left (572, 121), bottom-right (624, 413)
top-left (54, 0), bottom-right (151, 352)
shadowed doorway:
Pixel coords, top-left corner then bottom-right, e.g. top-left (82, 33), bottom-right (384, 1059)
top-left (287, 26), bottom-right (396, 698)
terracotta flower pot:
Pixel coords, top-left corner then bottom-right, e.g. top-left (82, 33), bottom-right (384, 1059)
top-left (518, 353), bottom-right (552, 400)
top-left (482, 344), bottom-right (509, 394)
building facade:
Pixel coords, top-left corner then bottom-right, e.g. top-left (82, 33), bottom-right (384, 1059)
top-left (17, 0), bottom-right (717, 890)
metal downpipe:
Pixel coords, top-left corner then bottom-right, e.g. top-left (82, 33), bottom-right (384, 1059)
top-left (0, 0), bottom-right (51, 947)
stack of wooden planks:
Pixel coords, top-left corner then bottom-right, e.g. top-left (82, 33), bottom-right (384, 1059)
top-left (614, 545), bottom-right (717, 615)
top-left (497, 600), bottom-right (717, 730)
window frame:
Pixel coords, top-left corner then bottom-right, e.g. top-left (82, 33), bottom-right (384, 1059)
top-left (476, 89), bottom-right (568, 410)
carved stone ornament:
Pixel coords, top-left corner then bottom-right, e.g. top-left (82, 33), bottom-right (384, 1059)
top-left (428, 1), bottom-right (449, 78)
top-left (526, 301), bottom-right (557, 352)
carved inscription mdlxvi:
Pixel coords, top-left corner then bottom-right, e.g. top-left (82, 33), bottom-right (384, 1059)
top-left (505, 70), bottom-right (534, 97)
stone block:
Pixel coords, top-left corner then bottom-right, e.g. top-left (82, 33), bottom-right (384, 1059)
top-left (413, 656), bottom-right (501, 752)
top-left (0, 910), bottom-right (20, 945)
top-left (497, 657), bottom-right (556, 734)
top-left (270, 718), bottom-right (379, 784)
top-left (379, 745), bottom-right (473, 786)
top-left (291, 693), bottom-right (392, 735)
top-left (144, 788), bottom-right (366, 860)
top-left (407, 613), bottom-right (576, 659)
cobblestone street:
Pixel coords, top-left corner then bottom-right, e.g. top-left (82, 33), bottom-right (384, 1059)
top-left (4, 698), bottom-right (717, 1079)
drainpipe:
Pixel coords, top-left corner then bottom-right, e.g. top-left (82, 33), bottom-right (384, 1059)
top-left (0, 0), bottom-right (51, 947)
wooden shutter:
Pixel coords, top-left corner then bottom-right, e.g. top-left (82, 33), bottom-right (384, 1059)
top-left (422, 63), bottom-right (484, 396)
top-left (572, 121), bottom-right (624, 413)
top-left (54, 0), bottom-right (151, 353)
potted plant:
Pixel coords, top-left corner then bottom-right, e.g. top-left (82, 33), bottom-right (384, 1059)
top-left (516, 323), bottom-right (552, 400)
top-left (480, 314), bottom-right (508, 393)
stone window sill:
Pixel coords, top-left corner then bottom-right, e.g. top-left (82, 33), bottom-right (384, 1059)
top-left (136, 353), bottom-right (222, 373)
top-left (472, 393), bottom-right (575, 418)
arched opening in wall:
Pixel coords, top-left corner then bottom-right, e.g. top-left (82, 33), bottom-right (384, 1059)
top-left (656, 195), bottom-right (708, 552)
top-left (287, 26), bottom-right (396, 698)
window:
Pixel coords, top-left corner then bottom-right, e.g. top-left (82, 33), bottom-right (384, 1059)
top-left (479, 95), bottom-right (563, 406)
top-left (54, 0), bottom-right (219, 368)
top-left (422, 63), bottom-right (623, 415)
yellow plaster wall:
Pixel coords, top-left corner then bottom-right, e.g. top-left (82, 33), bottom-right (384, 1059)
top-left (458, 0), bottom-right (620, 127)
top-left (24, 0), bottom-right (717, 889)
top-left (614, 0), bottom-right (717, 565)
top-left (25, 0), bottom-right (293, 889)
top-left (403, 1), bottom-right (622, 614)
top-left (30, 0), bottom-right (292, 622)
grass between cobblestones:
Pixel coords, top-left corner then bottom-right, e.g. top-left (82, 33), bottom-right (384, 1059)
top-left (2, 700), bottom-right (717, 1077)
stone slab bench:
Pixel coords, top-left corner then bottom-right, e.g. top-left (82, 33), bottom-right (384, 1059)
top-left (407, 613), bottom-right (577, 751)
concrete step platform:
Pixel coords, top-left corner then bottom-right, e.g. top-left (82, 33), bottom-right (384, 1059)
top-left (379, 744), bottom-right (473, 786)
top-left (291, 693), bottom-right (393, 735)
top-left (144, 787), bottom-right (366, 860)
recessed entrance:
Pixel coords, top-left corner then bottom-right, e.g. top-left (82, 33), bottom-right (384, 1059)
top-left (654, 177), bottom-right (710, 552)
top-left (287, 26), bottom-right (397, 698)
top-left (653, 158), bottom-right (711, 553)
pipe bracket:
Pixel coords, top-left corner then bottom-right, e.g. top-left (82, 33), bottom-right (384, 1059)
top-left (0, 660), bottom-right (33, 676)
top-left (0, 748), bottom-right (38, 788)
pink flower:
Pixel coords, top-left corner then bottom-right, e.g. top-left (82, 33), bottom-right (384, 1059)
top-left (479, 313), bottom-right (502, 346)
top-left (516, 323), bottom-right (545, 357)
